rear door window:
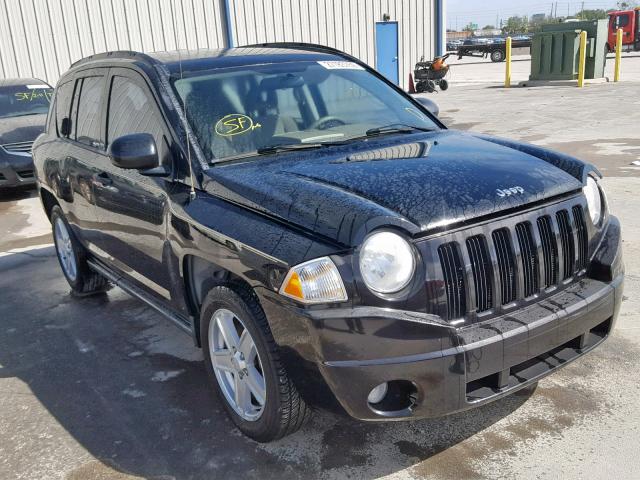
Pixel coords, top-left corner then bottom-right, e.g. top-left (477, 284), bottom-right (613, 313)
top-left (55, 80), bottom-right (74, 136)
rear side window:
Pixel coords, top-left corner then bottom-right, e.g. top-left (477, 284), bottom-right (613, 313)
top-left (55, 80), bottom-right (74, 136)
top-left (75, 76), bottom-right (104, 147)
top-left (107, 76), bottom-right (165, 145)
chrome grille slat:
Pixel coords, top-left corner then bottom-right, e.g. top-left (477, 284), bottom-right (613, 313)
top-left (466, 235), bottom-right (493, 312)
top-left (572, 206), bottom-right (588, 271)
top-left (556, 210), bottom-right (575, 280)
top-left (1, 141), bottom-right (33, 153)
top-left (515, 222), bottom-right (539, 298)
top-left (537, 216), bottom-right (558, 287)
top-left (492, 228), bottom-right (517, 305)
top-left (438, 242), bottom-right (466, 320)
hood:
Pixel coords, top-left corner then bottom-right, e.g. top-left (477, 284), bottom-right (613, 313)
top-left (0, 114), bottom-right (47, 145)
top-left (203, 130), bottom-right (584, 246)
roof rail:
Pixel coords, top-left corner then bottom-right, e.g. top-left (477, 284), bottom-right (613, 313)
top-left (69, 50), bottom-right (156, 69)
top-left (240, 42), bottom-right (362, 63)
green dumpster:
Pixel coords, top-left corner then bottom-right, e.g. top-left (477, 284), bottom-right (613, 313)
top-left (530, 19), bottom-right (608, 81)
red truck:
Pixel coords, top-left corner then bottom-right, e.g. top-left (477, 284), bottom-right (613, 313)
top-left (607, 7), bottom-right (640, 52)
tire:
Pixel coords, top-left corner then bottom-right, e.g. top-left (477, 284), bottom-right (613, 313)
top-left (415, 81), bottom-right (426, 93)
top-left (200, 285), bottom-right (310, 442)
top-left (490, 49), bottom-right (505, 62)
top-left (51, 206), bottom-right (109, 295)
top-left (439, 79), bottom-right (449, 91)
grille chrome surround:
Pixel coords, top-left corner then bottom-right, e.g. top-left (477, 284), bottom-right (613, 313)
top-left (422, 196), bottom-right (591, 323)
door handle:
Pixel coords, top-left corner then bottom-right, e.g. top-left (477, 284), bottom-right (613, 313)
top-left (96, 172), bottom-right (113, 186)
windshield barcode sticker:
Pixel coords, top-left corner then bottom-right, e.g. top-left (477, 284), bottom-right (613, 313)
top-left (317, 61), bottom-right (364, 70)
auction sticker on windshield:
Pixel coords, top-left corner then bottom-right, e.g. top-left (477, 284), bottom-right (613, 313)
top-left (215, 113), bottom-right (262, 137)
top-left (317, 61), bottom-right (364, 70)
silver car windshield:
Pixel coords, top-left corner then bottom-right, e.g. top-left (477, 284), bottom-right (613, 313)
top-left (0, 84), bottom-right (53, 119)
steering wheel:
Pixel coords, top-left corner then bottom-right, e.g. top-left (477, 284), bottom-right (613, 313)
top-left (310, 116), bottom-right (347, 130)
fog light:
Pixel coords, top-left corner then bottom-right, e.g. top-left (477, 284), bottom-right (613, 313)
top-left (367, 382), bottom-right (388, 404)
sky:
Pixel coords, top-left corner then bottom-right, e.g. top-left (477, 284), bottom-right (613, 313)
top-left (446, 0), bottom-right (625, 30)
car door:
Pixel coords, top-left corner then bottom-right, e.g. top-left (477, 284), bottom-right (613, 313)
top-left (56, 70), bottom-right (108, 244)
top-left (90, 68), bottom-right (174, 302)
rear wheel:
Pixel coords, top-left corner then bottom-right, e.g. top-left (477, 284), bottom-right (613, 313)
top-left (201, 285), bottom-right (310, 442)
top-left (51, 206), bottom-right (109, 295)
top-left (490, 49), bottom-right (505, 62)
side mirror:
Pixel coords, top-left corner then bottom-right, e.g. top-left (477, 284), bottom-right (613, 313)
top-left (60, 117), bottom-right (71, 137)
top-left (413, 96), bottom-right (440, 117)
top-left (108, 133), bottom-right (159, 170)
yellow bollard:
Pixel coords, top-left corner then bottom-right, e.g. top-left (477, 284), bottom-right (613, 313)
top-left (614, 28), bottom-right (623, 82)
top-left (505, 37), bottom-right (512, 88)
top-left (577, 31), bottom-right (587, 87)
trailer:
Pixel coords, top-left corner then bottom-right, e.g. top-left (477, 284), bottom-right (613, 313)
top-left (456, 38), bottom-right (532, 62)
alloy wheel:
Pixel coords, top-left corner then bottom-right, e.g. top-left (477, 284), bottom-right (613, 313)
top-left (54, 217), bottom-right (77, 282)
top-left (208, 308), bottom-right (266, 421)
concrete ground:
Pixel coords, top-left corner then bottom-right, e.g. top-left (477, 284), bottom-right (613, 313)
top-left (1, 58), bottom-right (640, 479)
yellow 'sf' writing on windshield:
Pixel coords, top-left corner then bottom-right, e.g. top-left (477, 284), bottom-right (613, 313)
top-left (215, 114), bottom-right (262, 137)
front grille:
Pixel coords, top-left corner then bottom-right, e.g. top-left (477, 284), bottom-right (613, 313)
top-left (433, 202), bottom-right (590, 322)
top-left (1, 141), bottom-right (33, 153)
top-left (438, 242), bottom-right (466, 320)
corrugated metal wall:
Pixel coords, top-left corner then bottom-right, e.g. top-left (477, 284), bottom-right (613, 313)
top-left (0, 0), bottom-right (436, 89)
top-left (230, 0), bottom-right (437, 89)
top-left (0, 0), bottom-right (227, 85)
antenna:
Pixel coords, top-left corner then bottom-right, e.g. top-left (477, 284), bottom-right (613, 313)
top-left (173, 11), bottom-right (197, 202)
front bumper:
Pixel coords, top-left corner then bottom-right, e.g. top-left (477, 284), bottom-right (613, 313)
top-left (260, 216), bottom-right (624, 421)
top-left (0, 151), bottom-right (36, 189)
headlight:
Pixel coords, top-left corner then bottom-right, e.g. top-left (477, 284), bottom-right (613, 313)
top-left (583, 176), bottom-right (603, 225)
top-left (359, 231), bottom-right (416, 294)
top-left (280, 257), bottom-right (348, 304)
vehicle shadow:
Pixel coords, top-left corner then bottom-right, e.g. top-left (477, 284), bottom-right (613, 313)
top-left (0, 186), bottom-right (37, 202)
top-left (0, 247), bottom-right (534, 479)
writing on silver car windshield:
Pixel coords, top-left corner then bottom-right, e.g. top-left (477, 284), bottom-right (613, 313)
top-left (0, 84), bottom-right (53, 119)
top-left (172, 61), bottom-right (438, 162)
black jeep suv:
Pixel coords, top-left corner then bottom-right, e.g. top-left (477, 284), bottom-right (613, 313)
top-left (33, 44), bottom-right (623, 442)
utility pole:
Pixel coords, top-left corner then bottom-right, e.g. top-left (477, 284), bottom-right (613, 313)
top-left (580, 1), bottom-right (584, 19)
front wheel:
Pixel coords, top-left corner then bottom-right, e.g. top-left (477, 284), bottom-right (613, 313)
top-left (201, 285), bottom-right (310, 442)
top-left (490, 49), bottom-right (505, 62)
top-left (51, 206), bottom-right (109, 295)
top-left (439, 79), bottom-right (449, 91)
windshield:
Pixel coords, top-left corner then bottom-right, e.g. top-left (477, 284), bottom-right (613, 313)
top-left (0, 83), bottom-right (53, 119)
top-left (172, 60), bottom-right (439, 162)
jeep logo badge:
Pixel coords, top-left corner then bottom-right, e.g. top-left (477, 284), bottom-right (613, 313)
top-left (496, 186), bottom-right (525, 197)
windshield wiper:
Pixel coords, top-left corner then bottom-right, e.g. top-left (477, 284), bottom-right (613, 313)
top-left (365, 123), bottom-right (435, 137)
top-left (256, 143), bottom-right (327, 155)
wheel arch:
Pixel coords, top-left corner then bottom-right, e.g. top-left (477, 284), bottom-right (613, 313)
top-left (183, 254), bottom-right (260, 347)
top-left (40, 187), bottom-right (60, 221)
